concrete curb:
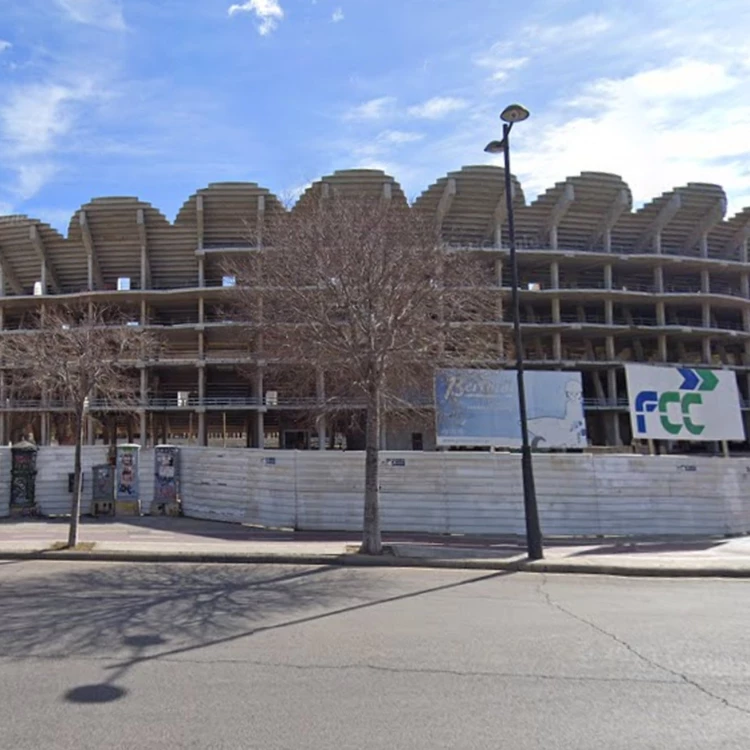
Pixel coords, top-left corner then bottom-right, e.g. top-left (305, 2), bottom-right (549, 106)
top-left (1, 548), bottom-right (750, 578)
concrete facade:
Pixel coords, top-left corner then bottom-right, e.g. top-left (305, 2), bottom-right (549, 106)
top-left (1, 167), bottom-right (750, 450)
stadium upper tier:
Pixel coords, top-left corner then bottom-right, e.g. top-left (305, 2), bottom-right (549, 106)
top-left (1, 166), bottom-right (749, 296)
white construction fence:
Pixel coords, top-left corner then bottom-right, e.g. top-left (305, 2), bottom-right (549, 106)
top-left (1, 447), bottom-right (749, 537)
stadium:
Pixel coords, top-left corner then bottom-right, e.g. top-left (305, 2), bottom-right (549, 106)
top-left (1, 166), bottom-right (748, 452)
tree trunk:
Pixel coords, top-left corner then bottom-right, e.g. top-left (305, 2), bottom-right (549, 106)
top-left (360, 388), bottom-right (382, 555)
top-left (68, 410), bottom-right (84, 548)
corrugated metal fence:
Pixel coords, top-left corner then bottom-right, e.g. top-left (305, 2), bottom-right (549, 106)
top-left (1, 448), bottom-right (749, 537)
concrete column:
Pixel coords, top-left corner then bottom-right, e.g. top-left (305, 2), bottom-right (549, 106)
top-left (40, 413), bottom-right (49, 446)
top-left (87, 415), bottom-right (95, 446)
top-left (654, 266), bottom-right (664, 293)
top-left (701, 269), bottom-right (710, 293)
top-left (702, 337), bottom-right (712, 364)
top-left (699, 233), bottom-right (709, 259)
top-left (702, 302), bottom-right (711, 328)
top-left (658, 334), bottom-right (668, 362)
top-left (653, 231), bottom-right (662, 254)
top-left (139, 411), bottom-right (147, 447)
top-left (198, 297), bottom-right (205, 324)
top-left (255, 368), bottom-right (264, 449)
top-left (552, 298), bottom-right (561, 324)
top-left (198, 257), bottom-right (205, 288)
top-left (604, 264), bottom-right (613, 290)
top-left (604, 228), bottom-right (612, 254)
top-left (742, 238), bottom-right (749, 264)
top-left (605, 300), bottom-right (614, 325)
top-left (656, 301), bottom-right (666, 326)
top-left (606, 336), bottom-right (616, 361)
top-left (607, 368), bottom-right (622, 446)
top-left (742, 273), bottom-right (749, 299)
top-left (316, 369), bottom-right (327, 450)
top-left (550, 262), bottom-right (559, 289)
top-left (550, 226), bottom-right (558, 251)
top-left (553, 333), bottom-right (562, 360)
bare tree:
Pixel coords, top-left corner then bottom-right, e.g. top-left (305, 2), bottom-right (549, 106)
top-left (0, 303), bottom-right (157, 547)
top-left (228, 192), bottom-right (504, 554)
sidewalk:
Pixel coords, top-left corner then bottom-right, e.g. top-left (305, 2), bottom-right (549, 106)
top-left (1, 516), bottom-right (750, 577)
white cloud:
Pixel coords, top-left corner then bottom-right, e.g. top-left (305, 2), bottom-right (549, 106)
top-left (0, 80), bottom-right (96, 156)
top-left (523, 14), bottom-right (612, 45)
top-left (15, 163), bottom-right (59, 200)
top-left (408, 96), bottom-right (467, 119)
top-left (503, 58), bottom-right (750, 212)
top-left (0, 41), bottom-right (11, 54)
top-left (228, 0), bottom-right (284, 36)
top-left (344, 96), bottom-right (396, 121)
top-left (55, 0), bottom-right (126, 30)
top-left (332, 7), bottom-right (344, 23)
top-left (474, 51), bottom-right (529, 82)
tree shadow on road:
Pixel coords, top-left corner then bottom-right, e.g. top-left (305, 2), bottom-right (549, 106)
top-left (0, 562), bottom-right (512, 704)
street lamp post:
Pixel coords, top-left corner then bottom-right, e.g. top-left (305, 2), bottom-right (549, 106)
top-left (485, 104), bottom-right (543, 560)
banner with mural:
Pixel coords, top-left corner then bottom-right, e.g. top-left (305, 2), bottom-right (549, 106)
top-left (625, 364), bottom-right (745, 441)
top-left (435, 369), bottom-right (587, 449)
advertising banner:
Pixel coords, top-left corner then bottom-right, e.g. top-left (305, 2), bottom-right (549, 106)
top-left (625, 364), bottom-right (745, 441)
top-left (435, 369), bottom-right (587, 449)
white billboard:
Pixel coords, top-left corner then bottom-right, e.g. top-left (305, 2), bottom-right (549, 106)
top-left (435, 369), bottom-right (587, 449)
top-left (625, 364), bottom-right (745, 441)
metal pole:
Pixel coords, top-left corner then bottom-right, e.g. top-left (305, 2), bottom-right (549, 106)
top-left (502, 122), bottom-right (544, 560)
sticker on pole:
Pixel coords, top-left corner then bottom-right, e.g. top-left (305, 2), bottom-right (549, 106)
top-left (625, 364), bottom-right (745, 441)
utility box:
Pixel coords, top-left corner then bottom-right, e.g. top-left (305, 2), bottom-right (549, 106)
top-left (10, 440), bottom-right (38, 516)
top-left (91, 464), bottom-right (115, 517)
top-left (152, 445), bottom-right (181, 516)
top-left (115, 444), bottom-right (141, 516)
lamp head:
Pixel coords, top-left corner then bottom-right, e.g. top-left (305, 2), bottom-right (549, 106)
top-left (500, 104), bottom-right (530, 123)
top-left (484, 140), bottom-right (506, 154)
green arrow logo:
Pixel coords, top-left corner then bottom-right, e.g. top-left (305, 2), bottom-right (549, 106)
top-left (696, 369), bottom-right (719, 392)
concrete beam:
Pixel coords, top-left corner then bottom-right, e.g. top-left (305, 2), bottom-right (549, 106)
top-left (485, 182), bottom-right (515, 247)
top-left (436, 178), bottom-right (457, 231)
top-left (136, 209), bottom-right (151, 290)
top-left (634, 192), bottom-right (682, 252)
top-left (29, 224), bottom-right (61, 293)
top-left (724, 219), bottom-right (750, 254)
top-left (589, 189), bottom-right (629, 249)
top-left (543, 182), bottom-right (575, 242)
top-left (0, 244), bottom-right (23, 295)
top-left (79, 210), bottom-right (104, 290)
top-left (684, 198), bottom-right (726, 254)
top-left (196, 195), bottom-right (205, 250)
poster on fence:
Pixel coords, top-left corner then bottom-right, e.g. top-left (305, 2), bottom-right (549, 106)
top-left (625, 364), bottom-right (745, 441)
top-left (435, 369), bottom-right (587, 449)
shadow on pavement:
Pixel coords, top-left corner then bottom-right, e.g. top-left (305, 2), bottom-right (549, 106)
top-left (0, 560), bottom-right (514, 704)
top-left (569, 540), bottom-right (726, 557)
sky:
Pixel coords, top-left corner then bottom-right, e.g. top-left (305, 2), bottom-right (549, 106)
top-left (1, 0), bottom-right (750, 231)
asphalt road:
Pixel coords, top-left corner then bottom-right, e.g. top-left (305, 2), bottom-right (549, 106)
top-left (0, 561), bottom-right (749, 750)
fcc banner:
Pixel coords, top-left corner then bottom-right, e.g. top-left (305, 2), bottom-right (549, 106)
top-left (435, 369), bottom-right (587, 449)
top-left (625, 364), bottom-right (745, 441)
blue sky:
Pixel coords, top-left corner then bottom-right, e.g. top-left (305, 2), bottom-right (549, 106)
top-left (1, 0), bottom-right (750, 231)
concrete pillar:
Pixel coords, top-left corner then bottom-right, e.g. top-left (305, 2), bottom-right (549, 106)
top-left (654, 266), bottom-right (664, 293)
top-left (702, 302), bottom-right (711, 328)
top-left (316, 369), bottom-right (326, 450)
top-left (605, 300), bottom-right (614, 325)
top-left (198, 297), bottom-right (205, 324)
top-left (139, 410), bottom-right (147, 447)
top-left (742, 273), bottom-right (749, 300)
top-left (604, 228), bottom-right (612, 253)
top-left (742, 238), bottom-right (749, 265)
top-left (87, 414), bottom-right (95, 446)
top-left (658, 334), bottom-right (668, 362)
top-left (552, 298), bottom-right (561, 324)
top-left (656, 301), bottom-right (666, 326)
top-left (701, 269), bottom-right (710, 294)
top-left (606, 336), bottom-right (616, 361)
top-left (198, 257), bottom-right (205, 288)
top-left (653, 231), bottom-right (662, 254)
top-left (40, 413), bottom-right (49, 446)
top-left (699, 232), bottom-right (709, 259)
top-left (550, 225), bottom-right (558, 251)
top-left (604, 264), bottom-right (612, 290)
top-left (607, 368), bottom-right (622, 446)
top-left (255, 368), bottom-right (265, 450)
top-left (702, 337), bottom-right (712, 364)
top-left (550, 262), bottom-right (559, 289)
top-left (553, 333), bottom-right (562, 361)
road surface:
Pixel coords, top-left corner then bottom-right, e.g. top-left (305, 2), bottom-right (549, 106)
top-left (0, 561), bottom-right (748, 749)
